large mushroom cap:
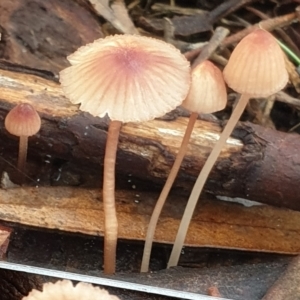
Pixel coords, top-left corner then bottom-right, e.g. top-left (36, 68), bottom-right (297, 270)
top-left (223, 29), bottom-right (288, 97)
top-left (22, 280), bottom-right (120, 300)
top-left (5, 103), bottom-right (41, 137)
top-left (182, 60), bottom-right (227, 114)
top-left (60, 34), bottom-right (191, 123)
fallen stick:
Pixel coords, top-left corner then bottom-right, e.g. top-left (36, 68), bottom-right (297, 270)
top-left (0, 66), bottom-right (300, 210)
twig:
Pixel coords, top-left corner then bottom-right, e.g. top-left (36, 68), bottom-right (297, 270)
top-left (184, 27), bottom-right (229, 63)
top-left (152, 3), bottom-right (207, 16)
top-left (246, 6), bottom-right (300, 58)
top-left (296, 6), bottom-right (300, 21)
top-left (184, 12), bottom-right (298, 61)
top-left (111, 0), bottom-right (139, 34)
top-left (207, 0), bottom-right (260, 23)
top-left (284, 55), bottom-right (300, 93)
top-left (163, 18), bottom-right (207, 53)
top-left (276, 91), bottom-right (300, 110)
top-left (222, 12), bottom-right (297, 47)
top-left (192, 27), bottom-right (229, 67)
top-left (289, 122), bottom-right (300, 132)
top-left (88, 0), bottom-right (138, 34)
top-left (210, 53), bottom-right (228, 66)
top-left (260, 95), bottom-right (275, 127)
top-left (163, 18), bottom-right (175, 44)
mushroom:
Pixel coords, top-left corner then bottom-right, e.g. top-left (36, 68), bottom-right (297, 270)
top-left (22, 279), bottom-right (120, 300)
top-left (5, 103), bottom-right (41, 184)
top-left (59, 34), bottom-right (191, 274)
top-left (141, 60), bottom-right (227, 272)
top-left (167, 28), bottom-right (289, 267)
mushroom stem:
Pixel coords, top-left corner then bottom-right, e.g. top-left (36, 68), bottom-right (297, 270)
top-left (103, 120), bottom-right (122, 274)
top-left (141, 112), bottom-right (198, 272)
top-left (18, 135), bottom-right (28, 184)
top-left (167, 93), bottom-right (250, 268)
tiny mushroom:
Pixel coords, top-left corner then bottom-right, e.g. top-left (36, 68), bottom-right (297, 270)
top-left (59, 34), bottom-right (191, 274)
top-left (141, 60), bottom-right (227, 272)
top-left (5, 103), bottom-right (41, 184)
top-left (22, 279), bottom-right (120, 300)
top-left (167, 28), bottom-right (289, 268)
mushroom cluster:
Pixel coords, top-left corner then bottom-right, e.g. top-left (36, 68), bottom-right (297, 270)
top-left (59, 29), bottom-right (288, 273)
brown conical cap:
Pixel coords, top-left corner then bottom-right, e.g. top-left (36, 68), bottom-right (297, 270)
top-left (60, 35), bottom-right (191, 123)
top-left (182, 60), bottom-right (227, 114)
top-left (223, 29), bottom-right (288, 97)
top-left (5, 103), bottom-right (41, 137)
top-left (22, 280), bottom-right (120, 300)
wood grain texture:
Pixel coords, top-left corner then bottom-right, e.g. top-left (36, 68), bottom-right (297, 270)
top-left (0, 66), bottom-right (300, 209)
top-left (0, 186), bottom-right (300, 254)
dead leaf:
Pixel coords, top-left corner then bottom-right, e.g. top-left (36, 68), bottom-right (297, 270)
top-left (88, 0), bottom-right (138, 34)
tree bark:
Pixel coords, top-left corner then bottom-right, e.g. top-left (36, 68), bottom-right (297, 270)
top-left (0, 65), bottom-right (300, 210)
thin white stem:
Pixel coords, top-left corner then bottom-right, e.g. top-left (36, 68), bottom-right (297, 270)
top-left (167, 93), bottom-right (250, 268)
top-left (141, 112), bottom-right (198, 272)
top-left (18, 135), bottom-right (28, 185)
top-left (103, 120), bottom-right (122, 274)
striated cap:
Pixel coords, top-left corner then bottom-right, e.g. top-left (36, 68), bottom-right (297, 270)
top-left (60, 34), bottom-right (191, 123)
top-left (223, 29), bottom-right (288, 97)
top-left (182, 60), bottom-right (227, 114)
top-left (5, 103), bottom-right (41, 137)
top-left (22, 280), bottom-right (120, 300)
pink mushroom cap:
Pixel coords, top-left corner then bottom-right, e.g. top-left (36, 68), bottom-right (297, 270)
top-left (182, 60), bottom-right (227, 114)
top-left (5, 103), bottom-right (41, 137)
top-left (223, 29), bottom-right (288, 97)
top-left (60, 34), bottom-right (191, 122)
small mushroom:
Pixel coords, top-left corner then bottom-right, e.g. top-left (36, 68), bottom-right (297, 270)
top-left (141, 60), bottom-right (227, 272)
top-left (22, 279), bottom-right (120, 300)
top-left (60, 34), bottom-right (191, 274)
top-left (5, 103), bottom-right (41, 184)
top-left (167, 29), bottom-right (289, 267)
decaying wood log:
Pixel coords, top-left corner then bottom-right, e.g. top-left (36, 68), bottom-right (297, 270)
top-left (1, 186), bottom-right (300, 254)
top-left (0, 65), bottom-right (300, 210)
